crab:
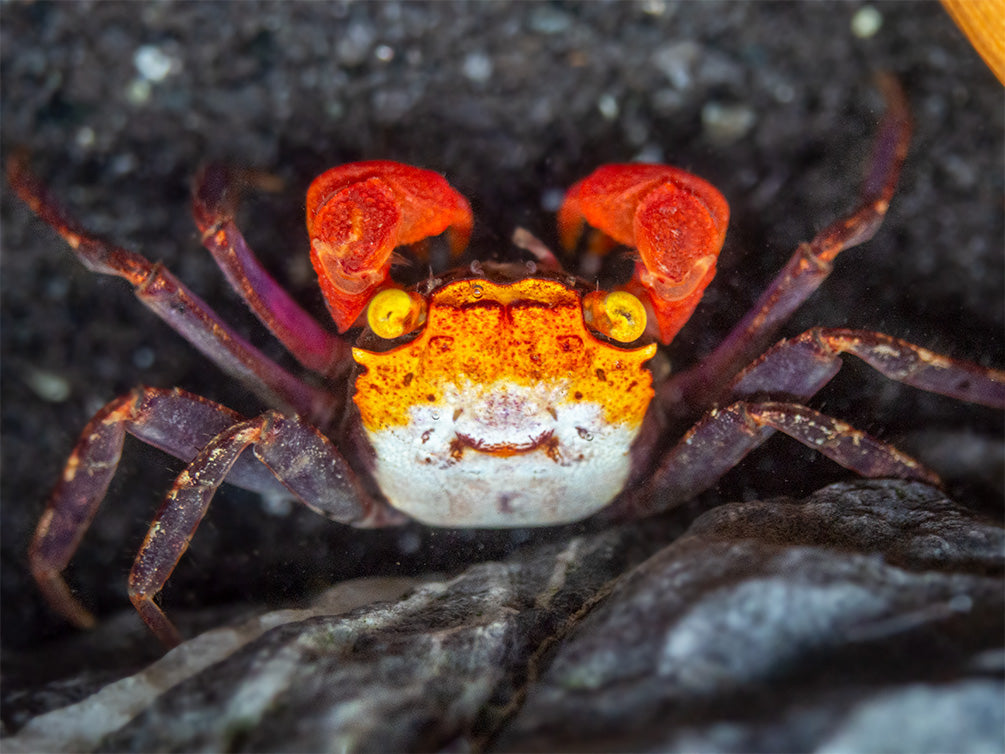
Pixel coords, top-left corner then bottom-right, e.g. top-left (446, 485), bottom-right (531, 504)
top-left (10, 78), bottom-right (1004, 648)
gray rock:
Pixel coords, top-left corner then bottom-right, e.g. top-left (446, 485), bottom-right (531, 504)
top-left (497, 481), bottom-right (1004, 752)
top-left (5, 481), bottom-right (1002, 752)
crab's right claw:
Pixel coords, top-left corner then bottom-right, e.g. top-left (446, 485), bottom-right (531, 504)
top-left (306, 161), bottom-right (473, 332)
top-left (558, 164), bottom-right (729, 344)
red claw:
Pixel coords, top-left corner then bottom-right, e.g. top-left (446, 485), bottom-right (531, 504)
top-left (306, 161), bottom-right (473, 332)
top-left (558, 164), bottom-right (729, 344)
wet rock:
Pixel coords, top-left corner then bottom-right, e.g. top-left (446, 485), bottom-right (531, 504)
top-left (4, 480), bottom-right (1002, 752)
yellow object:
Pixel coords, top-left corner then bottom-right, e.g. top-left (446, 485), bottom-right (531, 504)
top-left (942, 0), bottom-right (1005, 84)
top-left (583, 290), bottom-right (648, 343)
top-left (366, 288), bottom-right (426, 339)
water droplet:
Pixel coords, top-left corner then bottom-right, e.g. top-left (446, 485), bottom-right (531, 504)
top-left (576, 427), bottom-right (594, 441)
top-left (471, 284), bottom-right (483, 299)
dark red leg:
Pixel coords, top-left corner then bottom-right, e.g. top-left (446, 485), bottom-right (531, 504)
top-left (730, 328), bottom-right (1005, 407)
top-left (128, 411), bottom-right (399, 647)
top-left (6, 154), bottom-right (336, 423)
top-left (192, 165), bottom-right (350, 376)
top-left (28, 387), bottom-right (336, 632)
top-left (664, 75), bottom-right (912, 409)
top-left (624, 400), bottom-right (939, 520)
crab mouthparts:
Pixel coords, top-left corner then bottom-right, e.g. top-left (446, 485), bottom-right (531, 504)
top-left (453, 429), bottom-right (556, 457)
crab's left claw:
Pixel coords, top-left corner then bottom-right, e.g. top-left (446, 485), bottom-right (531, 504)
top-left (306, 161), bottom-right (473, 332)
top-left (558, 164), bottom-right (729, 344)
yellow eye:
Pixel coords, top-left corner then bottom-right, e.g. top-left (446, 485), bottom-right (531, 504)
top-left (583, 290), bottom-right (647, 343)
top-left (367, 288), bottom-right (426, 339)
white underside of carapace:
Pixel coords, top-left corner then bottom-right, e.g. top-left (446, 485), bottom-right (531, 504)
top-left (365, 380), bottom-right (638, 527)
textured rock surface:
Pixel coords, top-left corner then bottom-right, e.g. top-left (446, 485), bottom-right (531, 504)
top-left (497, 481), bottom-right (1005, 752)
top-left (4, 481), bottom-right (1003, 752)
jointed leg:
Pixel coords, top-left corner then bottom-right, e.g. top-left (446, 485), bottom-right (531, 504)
top-left (623, 325), bottom-right (1003, 520)
top-left (7, 154), bottom-right (336, 424)
top-left (129, 410), bottom-right (400, 647)
top-left (619, 327), bottom-right (1005, 522)
top-left (29, 388), bottom-right (302, 629)
top-left (664, 75), bottom-right (912, 408)
top-left (623, 400), bottom-right (939, 520)
top-left (192, 165), bottom-right (350, 376)
top-left (730, 327), bottom-right (1005, 408)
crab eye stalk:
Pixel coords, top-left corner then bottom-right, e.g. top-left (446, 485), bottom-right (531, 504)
top-left (583, 290), bottom-right (647, 343)
top-left (367, 288), bottom-right (426, 339)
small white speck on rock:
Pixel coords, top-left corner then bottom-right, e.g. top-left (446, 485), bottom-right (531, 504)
top-left (125, 78), bottom-right (152, 106)
top-left (336, 21), bottom-right (375, 66)
top-left (851, 6), bottom-right (883, 39)
top-left (75, 126), bottom-right (96, 149)
top-left (597, 94), bottom-right (620, 120)
top-left (529, 6), bottom-right (572, 34)
top-left (701, 101), bottom-right (756, 145)
top-left (26, 368), bottom-right (71, 403)
top-left (462, 52), bottom-right (493, 83)
top-left (133, 44), bottom-right (179, 82)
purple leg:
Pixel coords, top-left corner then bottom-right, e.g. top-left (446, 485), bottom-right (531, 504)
top-left (192, 165), bottom-right (350, 376)
top-left (663, 75), bottom-right (912, 409)
top-left (623, 326), bottom-right (1004, 520)
top-left (730, 328), bottom-right (1005, 407)
top-left (29, 388), bottom-right (305, 630)
top-left (6, 154), bottom-right (337, 424)
top-left (624, 400), bottom-right (939, 520)
top-left (129, 410), bottom-right (400, 647)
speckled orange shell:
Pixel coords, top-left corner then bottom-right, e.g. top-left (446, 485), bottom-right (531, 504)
top-left (353, 277), bottom-right (657, 433)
